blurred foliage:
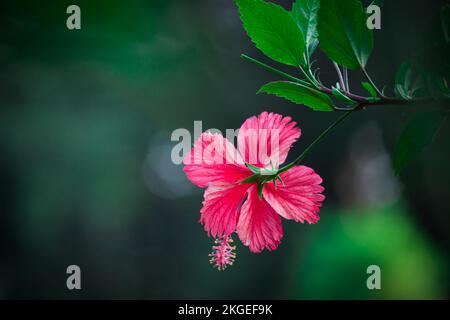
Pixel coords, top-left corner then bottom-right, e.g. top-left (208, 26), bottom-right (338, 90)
top-left (293, 204), bottom-right (448, 299)
top-left (393, 110), bottom-right (447, 175)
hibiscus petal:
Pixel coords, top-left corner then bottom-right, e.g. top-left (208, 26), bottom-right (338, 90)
top-left (237, 112), bottom-right (301, 169)
top-left (200, 182), bottom-right (250, 238)
top-left (263, 166), bottom-right (325, 224)
top-left (237, 186), bottom-right (283, 253)
top-left (183, 132), bottom-right (250, 188)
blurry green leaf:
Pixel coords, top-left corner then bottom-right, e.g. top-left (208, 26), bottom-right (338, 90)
top-left (394, 85), bottom-right (410, 100)
top-left (362, 81), bottom-right (379, 98)
top-left (295, 205), bottom-right (448, 299)
top-left (332, 86), bottom-right (357, 105)
top-left (395, 60), bottom-right (413, 99)
top-left (258, 81), bottom-right (334, 111)
top-left (394, 60), bottom-right (428, 99)
top-left (441, 4), bottom-right (450, 43)
top-left (318, 0), bottom-right (374, 69)
top-left (393, 111), bottom-right (447, 175)
top-left (291, 0), bottom-right (320, 58)
top-left (417, 42), bottom-right (450, 99)
top-left (435, 77), bottom-right (450, 99)
top-left (236, 0), bottom-right (306, 66)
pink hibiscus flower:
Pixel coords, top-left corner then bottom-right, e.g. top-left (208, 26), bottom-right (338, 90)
top-left (183, 112), bottom-right (325, 269)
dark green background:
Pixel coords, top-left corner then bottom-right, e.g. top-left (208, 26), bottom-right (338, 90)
top-left (0, 0), bottom-right (448, 299)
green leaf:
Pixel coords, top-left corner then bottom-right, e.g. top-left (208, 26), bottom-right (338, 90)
top-left (441, 4), bottom-right (450, 43)
top-left (435, 76), bottom-right (450, 99)
top-left (332, 86), bottom-right (357, 105)
top-left (393, 111), bottom-right (447, 175)
top-left (361, 81), bottom-right (378, 98)
top-left (318, 0), bottom-right (374, 69)
top-left (291, 0), bottom-right (320, 58)
top-left (258, 81), bottom-right (334, 111)
top-left (236, 0), bottom-right (306, 66)
top-left (394, 85), bottom-right (411, 100)
top-left (394, 60), bottom-right (427, 99)
top-left (395, 61), bottom-right (412, 94)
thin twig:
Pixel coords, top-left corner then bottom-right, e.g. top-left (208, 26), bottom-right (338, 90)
top-left (361, 67), bottom-right (385, 98)
top-left (333, 62), bottom-right (346, 92)
top-left (240, 54), bottom-right (310, 87)
top-left (343, 68), bottom-right (349, 91)
top-left (277, 109), bottom-right (355, 172)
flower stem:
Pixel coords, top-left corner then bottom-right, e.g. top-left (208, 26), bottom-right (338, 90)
top-left (333, 62), bottom-right (346, 92)
top-left (361, 67), bottom-right (385, 98)
top-left (277, 110), bottom-right (354, 174)
top-left (343, 67), bottom-right (349, 91)
top-left (240, 54), bottom-right (311, 87)
top-left (299, 64), bottom-right (320, 89)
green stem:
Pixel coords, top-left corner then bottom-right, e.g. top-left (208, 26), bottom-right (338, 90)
top-left (240, 54), bottom-right (311, 87)
top-left (333, 62), bottom-right (346, 92)
top-left (299, 64), bottom-right (320, 89)
top-left (343, 68), bottom-right (349, 91)
top-left (277, 110), bottom-right (354, 174)
top-left (361, 67), bottom-right (385, 98)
